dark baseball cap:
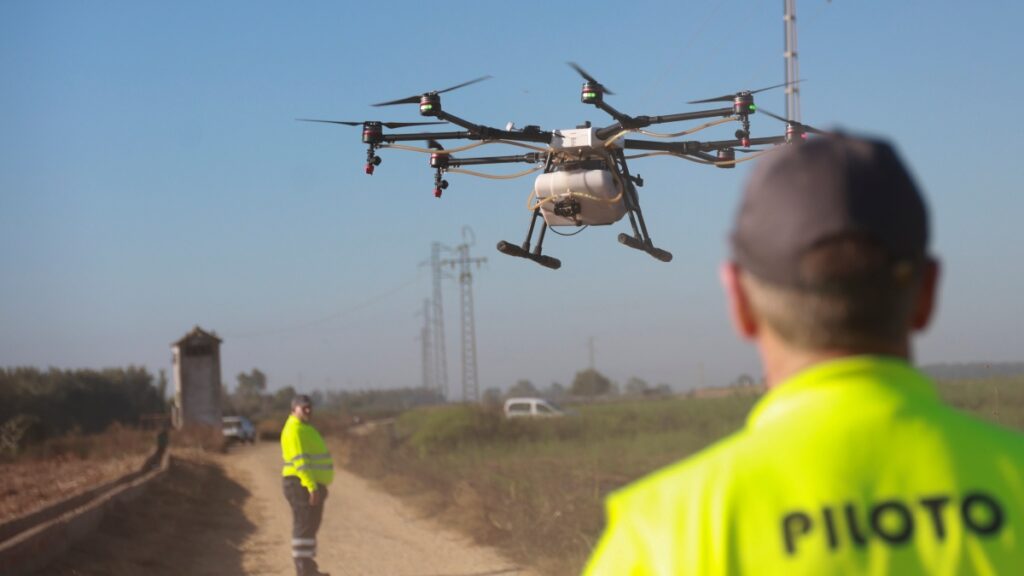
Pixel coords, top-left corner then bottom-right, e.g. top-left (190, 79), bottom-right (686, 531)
top-left (730, 134), bottom-right (929, 288)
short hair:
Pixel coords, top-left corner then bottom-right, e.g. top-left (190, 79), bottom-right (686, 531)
top-left (291, 394), bottom-right (313, 409)
top-left (739, 235), bottom-right (924, 350)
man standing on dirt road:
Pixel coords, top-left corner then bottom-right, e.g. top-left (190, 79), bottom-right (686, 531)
top-left (583, 134), bottom-right (1024, 574)
top-left (282, 394), bottom-right (334, 576)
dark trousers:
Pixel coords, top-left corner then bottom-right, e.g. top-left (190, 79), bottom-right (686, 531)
top-left (283, 476), bottom-right (328, 576)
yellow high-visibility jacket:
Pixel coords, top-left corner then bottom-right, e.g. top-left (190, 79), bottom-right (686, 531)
top-left (584, 356), bottom-right (1024, 575)
top-left (281, 415), bottom-right (334, 492)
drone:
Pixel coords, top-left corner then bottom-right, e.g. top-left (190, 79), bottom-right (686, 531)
top-left (299, 64), bottom-right (823, 269)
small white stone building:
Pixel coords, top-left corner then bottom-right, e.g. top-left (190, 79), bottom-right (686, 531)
top-left (171, 326), bottom-right (223, 429)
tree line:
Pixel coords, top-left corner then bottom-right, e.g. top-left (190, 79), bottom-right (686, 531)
top-left (223, 368), bottom-right (445, 422)
top-left (0, 366), bottom-right (167, 455)
top-left (483, 368), bottom-right (674, 405)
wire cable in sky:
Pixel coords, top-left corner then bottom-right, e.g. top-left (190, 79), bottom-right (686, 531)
top-left (224, 273), bottom-right (426, 340)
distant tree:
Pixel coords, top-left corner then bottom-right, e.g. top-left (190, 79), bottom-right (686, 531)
top-left (236, 369), bottom-right (267, 396)
top-left (570, 369), bottom-right (613, 397)
top-left (271, 386), bottom-right (297, 412)
top-left (157, 369), bottom-right (169, 401)
top-left (482, 387), bottom-right (503, 407)
top-left (545, 382), bottom-right (567, 400)
top-left (732, 374), bottom-right (755, 388)
top-left (508, 379), bottom-right (539, 397)
top-left (625, 377), bottom-right (649, 396)
top-left (310, 390), bottom-right (326, 408)
top-left (653, 383), bottom-right (673, 396)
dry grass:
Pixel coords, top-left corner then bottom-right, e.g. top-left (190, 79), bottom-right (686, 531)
top-left (39, 453), bottom-right (256, 576)
top-left (0, 423), bottom-right (227, 525)
top-left (346, 396), bottom-right (756, 575)
top-left (16, 422), bottom-right (155, 462)
top-left (346, 377), bottom-right (1024, 575)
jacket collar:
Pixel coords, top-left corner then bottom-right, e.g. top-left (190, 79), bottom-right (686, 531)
top-left (746, 355), bottom-right (938, 431)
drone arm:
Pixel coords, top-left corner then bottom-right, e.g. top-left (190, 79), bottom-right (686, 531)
top-left (647, 107), bottom-right (736, 126)
top-left (691, 151), bottom-right (720, 163)
top-left (699, 135), bottom-right (787, 151)
top-left (623, 134), bottom-right (788, 155)
top-left (622, 139), bottom-right (704, 154)
top-left (382, 130), bottom-right (475, 143)
top-left (596, 107), bottom-right (736, 140)
top-left (433, 110), bottom-right (553, 144)
top-left (435, 110), bottom-right (485, 134)
top-left (447, 153), bottom-right (543, 167)
top-left (593, 101), bottom-right (635, 127)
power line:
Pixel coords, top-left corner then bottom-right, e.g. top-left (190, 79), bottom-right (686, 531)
top-left (224, 274), bottom-right (424, 339)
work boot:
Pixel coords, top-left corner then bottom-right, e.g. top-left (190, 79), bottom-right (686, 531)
top-left (295, 558), bottom-right (330, 576)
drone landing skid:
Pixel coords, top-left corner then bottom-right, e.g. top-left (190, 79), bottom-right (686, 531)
top-left (497, 208), bottom-right (562, 270)
top-left (618, 234), bottom-right (673, 262)
top-left (496, 240), bottom-right (561, 270)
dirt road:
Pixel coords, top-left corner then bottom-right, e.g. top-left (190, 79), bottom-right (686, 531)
top-left (42, 442), bottom-right (533, 576)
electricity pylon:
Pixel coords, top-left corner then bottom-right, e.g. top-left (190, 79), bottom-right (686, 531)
top-left (420, 242), bottom-right (450, 400)
top-left (784, 0), bottom-right (801, 122)
top-left (440, 227), bottom-right (486, 403)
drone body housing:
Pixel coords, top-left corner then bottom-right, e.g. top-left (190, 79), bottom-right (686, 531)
top-left (549, 127), bottom-right (622, 154)
top-left (534, 169), bottom-right (625, 227)
top-left (533, 128), bottom-right (627, 227)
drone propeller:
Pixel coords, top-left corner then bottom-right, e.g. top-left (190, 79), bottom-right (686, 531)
top-left (754, 107), bottom-right (827, 135)
top-left (372, 76), bottom-right (493, 107)
top-left (568, 62), bottom-right (615, 95)
top-left (295, 119), bottom-right (446, 129)
top-left (687, 80), bottom-right (802, 105)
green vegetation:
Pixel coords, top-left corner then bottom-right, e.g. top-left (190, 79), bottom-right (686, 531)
top-left (0, 366), bottom-right (166, 458)
top-left (348, 375), bottom-right (1024, 575)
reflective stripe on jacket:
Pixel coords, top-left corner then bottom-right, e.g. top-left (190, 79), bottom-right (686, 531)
top-left (584, 356), bottom-right (1024, 575)
top-left (281, 414), bottom-right (334, 492)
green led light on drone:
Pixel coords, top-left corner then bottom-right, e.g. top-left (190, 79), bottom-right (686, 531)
top-left (421, 104), bottom-right (434, 110)
top-left (749, 104), bottom-right (757, 112)
top-left (584, 92), bottom-right (597, 99)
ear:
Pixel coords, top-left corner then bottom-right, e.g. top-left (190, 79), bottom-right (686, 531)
top-left (911, 258), bottom-right (940, 331)
top-left (720, 262), bottom-right (759, 340)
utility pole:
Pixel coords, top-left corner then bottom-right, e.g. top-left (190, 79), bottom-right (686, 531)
top-left (784, 0), bottom-right (801, 122)
top-left (418, 299), bottom-right (433, 391)
top-left (441, 227), bottom-right (486, 403)
top-left (588, 337), bottom-right (595, 370)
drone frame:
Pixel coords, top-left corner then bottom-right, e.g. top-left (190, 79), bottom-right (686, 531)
top-left (304, 66), bottom-right (816, 269)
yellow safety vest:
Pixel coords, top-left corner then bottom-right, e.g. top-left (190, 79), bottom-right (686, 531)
top-left (584, 356), bottom-right (1024, 575)
top-left (281, 415), bottom-right (334, 492)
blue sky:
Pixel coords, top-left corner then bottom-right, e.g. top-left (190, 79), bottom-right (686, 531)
top-left (2, 1), bottom-right (1022, 397)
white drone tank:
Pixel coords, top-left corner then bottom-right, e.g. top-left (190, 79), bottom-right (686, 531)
top-left (533, 168), bottom-right (627, 227)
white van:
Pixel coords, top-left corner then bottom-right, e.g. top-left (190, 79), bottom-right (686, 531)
top-left (503, 397), bottom-right (566, 418)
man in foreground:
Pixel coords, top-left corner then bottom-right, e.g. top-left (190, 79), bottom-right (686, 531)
top-left (584, 135), bottom-right (1024, 574)
top-left (281, 395), bottom-right (334, 576)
